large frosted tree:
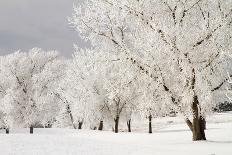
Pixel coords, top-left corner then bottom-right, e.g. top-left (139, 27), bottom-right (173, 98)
top-left (70, 0), bottom-right (232, 140)
top-left (0, 49), bottom-right (65, 132)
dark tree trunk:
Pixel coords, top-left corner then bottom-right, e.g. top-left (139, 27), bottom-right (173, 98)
top-left (127, 119), bottom-right (131, 132)
top-left (78, 121), bottom-right (83, 129)
top-left (114, 116), bottom-right (120, 133)
top-left (6, 128), bottom-right (9, 134)
top-left (188, 69), bottom-right (206, 141)
top-left (185, 119), bottom-right (193, 132)
top-left (98, 121), bottom-right (104, 131)
top-left (67, 104), bottom-right (76, 129)
top-left (191, 95), bottom-right (206, 141)
top-left (149, 115), bottom-right (152, 134)
top-left (30, 126), bottom-right (34, 134)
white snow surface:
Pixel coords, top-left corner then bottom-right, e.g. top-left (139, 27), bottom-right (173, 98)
top-left (0, 112), bottom-right (232, 155)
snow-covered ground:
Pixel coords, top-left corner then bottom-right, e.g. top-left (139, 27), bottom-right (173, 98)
top-left (0, 112), bottom-right (232, 155)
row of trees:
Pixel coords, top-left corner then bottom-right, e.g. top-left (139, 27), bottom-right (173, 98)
top-left (0, 48), bottom-right (170, 134)
top-left (0, 0), bottom-right (231, 141)
top-left (0, 44), bottom-right (231, 139)
top-left (59, 46), bottom-right (171, 133)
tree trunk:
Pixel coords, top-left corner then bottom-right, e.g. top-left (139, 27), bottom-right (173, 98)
top-left (6, 128), bottom-right (9, 134)
top-left (185, 119), bottom-right (193, 132)
top-left (191, 95), bottom-right (206, 141)
top-left (78, 121), bottom-right (83, 129)
top-left (127, 119), bottom-right (131, 132)
top-left (114, 116), bottom-right (120, 133)
top-left (72, 122), bottom-right (77, 129)
top-left (149, 115), bottom-right (152, 134)
top-left (67, 104), bottom-right (76, 129)
top-left (98, 120), bottom-right (103, 131)
top-left (30, 126), bottom-right (34, 134)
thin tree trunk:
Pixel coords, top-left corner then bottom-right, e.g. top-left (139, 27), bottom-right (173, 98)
top-left (67, 104), bottom-right (76, 129)
top-left (78, 121), bottom-right (83, 129)
top-left (6, 128), bottom-right (9, 134)
top-left (114, 116), bottom-right (120, 133)
top-left (98, 120), bottom-right (103, 131)
top-left (127, 119), bottom-right (131, 132)
top-left (149, 115), bottom-right (152, 134)
top-left (70, 116), bottom-right (77, 129)
top-left (30, 126), bottom-right (33, 134)
top-left (191, 95), bottom-right (206, 141)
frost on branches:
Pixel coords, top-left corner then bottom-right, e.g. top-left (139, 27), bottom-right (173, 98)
top-left (69, 0), bottom-right (232, 140)
top-left (56, 47), bottom-right (100, 129)
top-left (60, 46), bottom-right (142, 132)
top-left (0, 48), bottom-right (65, 131)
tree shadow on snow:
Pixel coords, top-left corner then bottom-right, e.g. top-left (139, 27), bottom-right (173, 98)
top-left (155, 129), bottom-right (190, 133)
top-left (207, 140), bottom-right (232, 144)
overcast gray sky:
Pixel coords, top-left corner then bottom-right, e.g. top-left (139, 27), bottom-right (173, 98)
top-left (0, 0), bottom-right (87, 57)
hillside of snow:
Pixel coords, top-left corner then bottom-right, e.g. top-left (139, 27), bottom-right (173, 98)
top-left (0, 112), bottom-right (231, 155)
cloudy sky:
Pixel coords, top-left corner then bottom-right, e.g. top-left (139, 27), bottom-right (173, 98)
top-left (0, 0), bottom-right (87, 57)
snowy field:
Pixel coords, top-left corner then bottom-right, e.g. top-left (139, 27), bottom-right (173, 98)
top-left (0, 112), bottom-right (232, 155)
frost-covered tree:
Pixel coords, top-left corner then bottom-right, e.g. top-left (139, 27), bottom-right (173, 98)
top-left (100, 55), bottom-right (139, 133)
top-left (0, 48), bottom-right (65, 132)
top-left (59, 47), bottom-right (101, 130)
top-left (70, 0), bottom-right (232, 140)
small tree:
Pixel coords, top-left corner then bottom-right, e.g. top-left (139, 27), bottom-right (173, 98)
top-left (99, 55), bottom-right (139, 133)
top-left (60, 47), bottom-right (101, 129)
